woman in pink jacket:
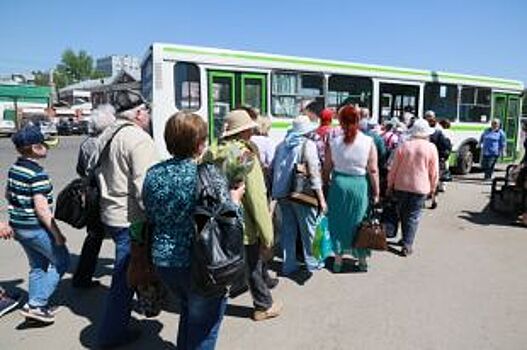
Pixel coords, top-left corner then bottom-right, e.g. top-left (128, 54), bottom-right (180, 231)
top-left (386, 118), bottom-right (439, 256)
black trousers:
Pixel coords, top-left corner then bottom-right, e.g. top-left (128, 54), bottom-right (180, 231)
top-left (72, 228), bottom-right (104, 284)
top-left (245, 243), bottom-right (273, 311)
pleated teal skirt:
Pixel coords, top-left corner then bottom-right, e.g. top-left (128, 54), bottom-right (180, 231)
top-left (328, 171), bottom-right (371, 258)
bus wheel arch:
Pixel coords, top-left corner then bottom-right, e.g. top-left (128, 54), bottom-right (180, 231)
top-left (454, 140), bottom-right (478, 175)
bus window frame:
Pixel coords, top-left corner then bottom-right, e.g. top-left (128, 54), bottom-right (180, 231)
top-left (271, 70), bottom-right (325, 118)
top-left (424, 82), bottom-right (459, 121)
top-left (174, 61), bottom-right (201, 111)
top-left (327, 74), bottom-right (373, 110)
top-left (459, 85), bottom-right (491, 123)
top-left (141, 54), bottom-right (153, 103)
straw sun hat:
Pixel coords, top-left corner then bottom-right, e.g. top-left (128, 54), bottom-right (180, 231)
top-left (222, 110), bottom-right (259, 138)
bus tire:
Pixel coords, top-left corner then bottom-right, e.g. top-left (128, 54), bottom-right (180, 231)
top-left (456, 145), bottom-right (473, 175)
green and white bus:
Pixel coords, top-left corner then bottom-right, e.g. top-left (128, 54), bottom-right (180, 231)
top-left (141, 43), bottom-right (524, 173)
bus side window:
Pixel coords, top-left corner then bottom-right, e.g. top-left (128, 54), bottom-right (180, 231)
top-left (459, 86), bottom-right (491, 123)
top-left (174, 62), bottom-right (201, 111)
top-left (327, 75), bottom-right (372, 110)
top-left (271, 71), bottom-right (324, 118)
top-left (424, 83), bottom-right (458, 121)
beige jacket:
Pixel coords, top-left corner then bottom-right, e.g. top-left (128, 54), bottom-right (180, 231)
top-left (97, 120), bottom-right (159, 227)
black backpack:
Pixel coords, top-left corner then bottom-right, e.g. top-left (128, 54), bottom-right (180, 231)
top-left (191, 163), bottom-right (245, 297)
top-left (55, 124), bottom-right (132, 229)
top-left (430, 129), bottom-right (452, 160)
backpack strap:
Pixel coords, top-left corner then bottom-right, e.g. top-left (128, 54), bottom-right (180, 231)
top-left (90, 123), bottom-right (134, 175)
top-left (299, 139), bottom-right (308, 164)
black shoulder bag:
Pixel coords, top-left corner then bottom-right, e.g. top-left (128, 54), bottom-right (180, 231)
top-left (55, 124), bottom-right (132, 229)
top-left (191, 164), bottom-right (245, 297)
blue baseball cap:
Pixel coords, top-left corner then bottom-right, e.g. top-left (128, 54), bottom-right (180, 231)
top-left (11, 125), bottom-right (57, 148)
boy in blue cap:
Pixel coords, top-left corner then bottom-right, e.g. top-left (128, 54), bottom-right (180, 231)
top-left (6, 125), bottom-right (69, 324)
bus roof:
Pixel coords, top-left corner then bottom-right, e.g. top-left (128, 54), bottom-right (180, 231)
top-left (153, 43), bottom-right (524, 92)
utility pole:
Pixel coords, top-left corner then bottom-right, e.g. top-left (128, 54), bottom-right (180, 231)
top-left (49, 68), bottom-right (57, 105)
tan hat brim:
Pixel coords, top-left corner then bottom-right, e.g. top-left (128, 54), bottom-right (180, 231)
top-left (222, 120), bottom-right (258, 138)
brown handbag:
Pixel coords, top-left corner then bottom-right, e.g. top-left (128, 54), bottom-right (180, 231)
top-left (289, 140), bottom-right (319, 207)
top-left (353, 206), bottom-right (387, 251)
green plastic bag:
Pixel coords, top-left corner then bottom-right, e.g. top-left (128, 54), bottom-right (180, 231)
top-left (312, 215), bottom-right (333, 262)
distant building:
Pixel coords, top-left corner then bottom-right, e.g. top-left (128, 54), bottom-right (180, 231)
top-left (96, 55), bottom-right (140, 77)
top-left (0, 73), bottom-right (36, 85)
top-left (59, 69), bottom-right (141, 108)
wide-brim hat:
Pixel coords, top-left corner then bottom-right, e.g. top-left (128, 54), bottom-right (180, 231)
top-left (410, 118), bottom-right (435, 138)
top-left (291, 115), bottom-right (317, 135)
top-left (112, 89), bottom-right (149, 114)
top-left (222, 110), bottom-right (259, 138)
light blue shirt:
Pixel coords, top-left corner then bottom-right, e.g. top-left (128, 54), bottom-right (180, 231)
top-left (480, 128), bottom-right (506, 157)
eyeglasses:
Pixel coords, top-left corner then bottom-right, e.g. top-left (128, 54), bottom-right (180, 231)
top-left (142, 103), bottom-right (151, 114)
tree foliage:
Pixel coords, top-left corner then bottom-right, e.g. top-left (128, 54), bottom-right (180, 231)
top-left (32, 70), bottom-right (50, 86)
top-left (52, 49), bottom-right (103, 88)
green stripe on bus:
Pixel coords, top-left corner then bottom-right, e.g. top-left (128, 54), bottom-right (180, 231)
top-left (271, 120), bottom-right (339, 130)
top-left (272, 122), bottom-right (489, 132)
top-left (271, 121), bottom-right (292, 129)
top-left (450, 124), bottom-right (488, 132)
top-left (162, 46), bottom-right (523, 89)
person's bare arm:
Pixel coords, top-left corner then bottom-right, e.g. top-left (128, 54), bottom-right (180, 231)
top-left (0, 221), bottom-right (13, 240)
top-left (367, 144), bottom-right (380, 204)
top-left (33, 194), bottom-right (66, 245)
top-left (322, 141), bottom-right (333, 185)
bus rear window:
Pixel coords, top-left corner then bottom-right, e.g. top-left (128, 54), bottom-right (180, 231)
top-left (174, 62), bottom-right (201, 111)
top-left (141, 54), bottom-right (153, 102)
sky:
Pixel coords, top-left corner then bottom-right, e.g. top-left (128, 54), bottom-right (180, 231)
top-left (0, 0), bottom-right (526, 84)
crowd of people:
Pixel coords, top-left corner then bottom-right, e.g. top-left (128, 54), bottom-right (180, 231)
top-left (0, 90), bottom-right (513, 349)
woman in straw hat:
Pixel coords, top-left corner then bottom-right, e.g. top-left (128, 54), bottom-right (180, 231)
top-left (385, 118), bottom-right (439, 256)
top-left (221, 109), bottom-right (283, 321)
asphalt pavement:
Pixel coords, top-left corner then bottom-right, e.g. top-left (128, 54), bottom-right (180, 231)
top-left (0, 136), bottom-right (526, 350)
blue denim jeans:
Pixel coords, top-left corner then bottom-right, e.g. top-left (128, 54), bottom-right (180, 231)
top-left (157, 266), bottom-right (227, 350)
top-left (15, 227), bottom-right (70, 307)
top-left (278, 199), bottom-right (320, 275)
top-left (481, 155), bottom-right (499, 179)
top-left (97, 226), bottom-right (134, 347)
top-left (384, 191), bottom-right (426, 249)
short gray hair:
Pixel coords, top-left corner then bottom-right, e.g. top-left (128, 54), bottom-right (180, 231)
top-left (425, 110), bottom-right (436, 119)
top-left (91, 104), bottom-right (116, 134)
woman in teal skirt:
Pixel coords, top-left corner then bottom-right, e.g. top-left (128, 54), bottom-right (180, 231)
top-left (324, 105), bottom-right (379, 272)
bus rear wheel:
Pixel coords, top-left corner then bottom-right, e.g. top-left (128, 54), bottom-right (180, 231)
top-left (456, 145), bottom-right (473, 175)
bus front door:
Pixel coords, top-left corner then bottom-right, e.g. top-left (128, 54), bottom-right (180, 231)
top-left (208, 71), bottom-right (236, 142)
top-left (493, 93), bottom-right (520, 161)
top-left (208, 71), bottom-right (267, 142)
top-left (240, 73), bottom-right (267, 115)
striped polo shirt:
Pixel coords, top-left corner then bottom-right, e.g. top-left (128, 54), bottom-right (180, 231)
top-left (6, 157), bottom-right (53, 229)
